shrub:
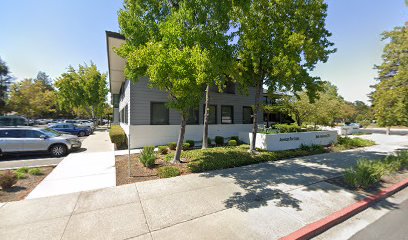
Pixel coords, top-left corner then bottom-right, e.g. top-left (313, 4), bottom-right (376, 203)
top-left (0, 170), bottom-right (18, 190)
top-left (15, 171), bottom-right (27, 180)
top-left (300, 144), bottom-right (325, 153)
top-left (333, 137), bottom-right (376, 151)
top-left (164, 153), bottom-right (175, 162)
top-left (207, 138), bottom-right (212, 146)
top-left (344, 159), bottom-right (385, 189)
top-left (28, 168), bottom-right (43, 176)
top-left (228, 140), bottom-right (238, 146)
top-left (182, 143), bottom-right (190, 151)
top-left (214, 136), bottom-right (224, 146)
top-left (16, 167), bottom-right (29, 174)
top-left (230, 136), bottom-right (239, 142)
top-left (274, 123), bottom-right (302, 133)
top-left (157, 166), bottom-right (181, 178)
top-left (185, 140), bottom-right (195, 148)
top-left (158, 146), bottom-right (169, 155)
top-left (109, 125), bottom-right (127, 149)
top-left (168, 142), bottom-right (177, 150)
top-left (139, 146), bottom-right (156, 168)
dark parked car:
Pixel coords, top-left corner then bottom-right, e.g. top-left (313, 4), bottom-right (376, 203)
top-left (0, 116), bottom-right (28, 126)
top-left (49, 123), bottom-right (90, 137)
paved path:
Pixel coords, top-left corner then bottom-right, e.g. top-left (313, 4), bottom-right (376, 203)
top-left (26, 129), bottom-right (115, 199)
top-left (0, 134), bottom-right (407, 240)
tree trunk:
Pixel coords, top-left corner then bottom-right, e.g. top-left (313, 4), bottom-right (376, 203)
top-left (202, 85), bottom-right (210, 149)
top-left (266, 113), bottom-right (270, 128)
top-left (386, 126), bottom-right (391, 135)
top-left (173, 113), bottom-right (187, 163)
top-left (250, 79), bottom-right (262, 152)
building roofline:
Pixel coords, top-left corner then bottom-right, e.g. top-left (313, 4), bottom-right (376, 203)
top-left (106, 31), bottom-right (125, 40)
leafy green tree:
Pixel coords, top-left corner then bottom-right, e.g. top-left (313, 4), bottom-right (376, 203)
top-left (372, 24), bottom-right (408, 134)
top-left (117, 0), bottom-right (212, 162)
top-left (35, 71), bottom-right (54, 90)
top-left (55, 63), bottom-right (108, 120)
top-left (0, 58), bottom-right (13, 114)
top-left (232, 0), bottom-right (335, 152)
top-left (7, 78), bottom-right (58, 118)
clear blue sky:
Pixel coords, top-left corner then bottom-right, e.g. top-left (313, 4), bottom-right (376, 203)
top-left (0, 0), bottom-right (406, 104)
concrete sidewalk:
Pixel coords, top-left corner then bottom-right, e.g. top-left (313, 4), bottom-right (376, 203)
top-left (26, 129), bottom-right (115, 199)
top-left (0, 134), bottom-right (407, 240)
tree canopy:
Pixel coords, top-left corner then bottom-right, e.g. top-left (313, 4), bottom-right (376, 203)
top-left (55, 63), bottom-right (108, 119)
top-left (0, 58), bottom-right (13, 114)
top-left (232, 0), bottom-right (335, 151)
top-left (372, 24), bottom-right (408, 128)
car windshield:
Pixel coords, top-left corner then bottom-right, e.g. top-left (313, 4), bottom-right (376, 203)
top-left (41, 128), bottom-right (62, 137)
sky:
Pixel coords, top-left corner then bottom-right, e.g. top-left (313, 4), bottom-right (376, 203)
top-left (0, 0), bottom-right (407, 104)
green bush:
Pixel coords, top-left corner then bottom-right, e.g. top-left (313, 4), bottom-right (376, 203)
top-left (168, 142), bottom-right (177, 150)
top-left (158, 146), bottom-right (168, 155)
top-left (15, 171), bottom-right (27, 180)
top-left (164, 153), bottom-right (175, 162)
top-left (230, 136), bottom-right (239, 142)
top-left (109, 125), bottom-right (127, 149)
top-left (344, 159), bottom-right (385, 189)
top-left (214, 136), bottom-right (224, 146)
top-left (157, 166), bottom-right (181, 178)
top-left (274, 123), bottom-right (302, 133)
top-left (16, 167), bottom-right (29, 174)
top-left (182, 143), bottom-right (190, 151)
top-left (0, 170), bottom-right (18, 189)
top-left (28, 168), bottom-right (43, 176)
top-left (207, 138), bottom-right (212, 146)
top-left (300, 144), bottom-right (325, 153)
top-left (228, 140), bottom-right (238, 146)
top-left (333, 137), bottom-right (376, 151)
top-left (185, 140), bottom-right (195, 148)
top-left (140, 146), bottom-right (156, 168)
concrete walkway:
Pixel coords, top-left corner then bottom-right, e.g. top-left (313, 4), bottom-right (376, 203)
top-left (26, 129), bottom-right (115, 199)
top-left (0, 134), bottom-right (407, 240)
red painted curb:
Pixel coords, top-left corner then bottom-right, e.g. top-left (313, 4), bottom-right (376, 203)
top-left (280, 178), bottom-right (408, 240)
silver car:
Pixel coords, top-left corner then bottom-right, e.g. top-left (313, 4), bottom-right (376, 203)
top-left (0, 127), bottom-right (82, 157)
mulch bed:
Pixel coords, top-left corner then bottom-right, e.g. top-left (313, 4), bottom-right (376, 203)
top-left (325, 170), bottom-right (408, 196)
top-left (0, 166), bottom-right (54, 202)
top-left (116, 151), bottom-right (191, 185)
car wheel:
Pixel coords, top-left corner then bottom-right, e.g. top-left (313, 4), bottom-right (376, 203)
top-left (50, 144), bottom-right (67, 157)
top-left (78, 131), bottom-right (85, 137)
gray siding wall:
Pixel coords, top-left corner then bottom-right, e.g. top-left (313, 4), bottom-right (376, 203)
top-left (127, 77), bottom-right (262, 125)
top-left (119, 80), bottom-right (131, 124)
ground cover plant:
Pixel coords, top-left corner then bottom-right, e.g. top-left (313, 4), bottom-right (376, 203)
top-left (344, 150), bottom-right (408, 189)
top-left (331, 136), bottom-right (375, 152)
top-left (157, 166), bottom-right (181, 178)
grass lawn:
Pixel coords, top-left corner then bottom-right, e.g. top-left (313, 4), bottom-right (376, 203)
top-left (115, 136), bottom-right (376, 184)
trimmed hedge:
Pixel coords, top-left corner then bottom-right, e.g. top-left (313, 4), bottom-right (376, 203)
top-left (214, 136), bottom-right (224, 146)
top-left (109, 125), bottom-right (127, 150)
top-left (185, 140), bottom-right (195, 148)
top-left (228, 140), bottom-right (237, 146)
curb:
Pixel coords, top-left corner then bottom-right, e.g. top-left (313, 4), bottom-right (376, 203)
top-left (279, 178), bottom-right (408, 240)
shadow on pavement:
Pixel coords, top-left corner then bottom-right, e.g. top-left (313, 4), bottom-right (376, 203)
top-left (197, 149), bottom-right (398, 212)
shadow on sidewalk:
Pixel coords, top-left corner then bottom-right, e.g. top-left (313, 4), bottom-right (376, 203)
top-left (196, 149), bottom-right (400, 212)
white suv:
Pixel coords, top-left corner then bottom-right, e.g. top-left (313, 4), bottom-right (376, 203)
top-left (0, 127), bottom-right (82, 157)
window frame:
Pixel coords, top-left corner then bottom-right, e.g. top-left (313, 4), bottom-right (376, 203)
top-left (242, 106), bottom-right (253, 124)
top-left (203, 104), bottom-right (217, 125)
top-left (186, 108), bottom-right (199, 125)
top-left (150, 102), bottom-right (170, 125)
top-left (221, 105), bottom-right (234, 124)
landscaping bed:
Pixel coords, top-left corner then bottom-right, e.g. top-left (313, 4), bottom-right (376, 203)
top-left (0, 166), bottom-right (54, 202)
top-left (116, 136), bottom-right (376, 185)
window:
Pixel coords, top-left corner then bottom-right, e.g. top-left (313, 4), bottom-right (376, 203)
top-left (203, 105), bottom-right (217, 124)
top-left (25, 130), bottom-right (43, 138)
top-left (221, 105), bottom-right (234, 124)
top-left (224, 81), bottom-right (236, 94)
top-left (151, 102), bottom-right (169, 125)
top-left (0, 130), bottom-right (24, 138)
top-left (186, 108), bottom-right (199, 125)
top-left (243, 106), bottom-right (253, 124)
top-left (125, 105), bottom-right (128, 124)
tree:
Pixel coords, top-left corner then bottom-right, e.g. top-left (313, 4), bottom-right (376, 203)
top-left (55, 63), bottom-right (108, 120)
top-left (372, 24), bottom-right (408, 134)
top-left (232, 0), bottom-right (335, 152)
top-left (117, 0), bottom-right (212, 162)
top-left (35, 71), bottom-right (53, 90)
top-left (7, 78), bottom-right (58, 118)
top-left (0, 58), bottom-right (13, 114)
